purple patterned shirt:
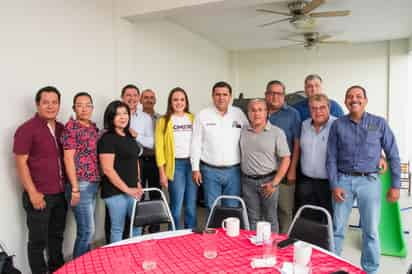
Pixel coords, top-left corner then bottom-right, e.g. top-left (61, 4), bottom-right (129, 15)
top-left (61, 118), bottom-right (100, 182)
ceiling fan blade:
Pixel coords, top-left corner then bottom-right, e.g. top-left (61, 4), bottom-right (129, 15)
top-left (256, 9), bottom-right (291, 16)
top-left (310, 10), bottom-right (351, 17)
top-left (303, 0), bottom-right (325, 14)
top-left (278, 42), bottom-right (307, 49)
top-left (258, 17), bottom-right (291, 27)
top-left (319, 40), bottom-right (350, 44)
top-left (318, 34), bottom-right (333, 41)
top-left (282, 38), bottom-right (305, 43)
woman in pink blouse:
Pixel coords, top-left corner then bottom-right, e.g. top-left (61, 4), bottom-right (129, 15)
top-left (61, 92), bottom-right (100, 258)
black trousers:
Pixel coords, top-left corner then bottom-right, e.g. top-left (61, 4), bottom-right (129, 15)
top-left (22, 192), bottom-right (67, 274)
top-left (141, 155), bottom-right (161, 233)
top-left (295, 174), bottom-right (333, 223)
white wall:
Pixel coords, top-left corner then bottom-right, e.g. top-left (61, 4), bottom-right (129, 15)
top-left (231, 40), bottom-right (411, 160)
top-left (131, 19), bottom-right (231, 113)
top-left (0, 1), bottom-right (230, 272)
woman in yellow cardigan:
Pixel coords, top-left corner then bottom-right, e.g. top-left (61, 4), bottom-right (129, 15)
top-left (155, 87), bottom-right (197, 229)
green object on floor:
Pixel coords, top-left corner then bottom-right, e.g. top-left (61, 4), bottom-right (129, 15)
top-left (379, 168), bottom-right (408, 257)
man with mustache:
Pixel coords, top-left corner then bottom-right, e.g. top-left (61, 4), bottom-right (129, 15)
top-left (326, 85), bottom-right (400, 274)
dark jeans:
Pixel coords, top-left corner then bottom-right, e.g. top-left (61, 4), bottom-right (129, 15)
top-left (295, 174), bottom-right (333, 223)
top-left (141, 156), bottom-right (161, 233)
top-left (22, 192), bottom-right (67, 274)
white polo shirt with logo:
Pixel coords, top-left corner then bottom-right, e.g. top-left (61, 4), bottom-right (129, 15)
top-left (191, 106), bottom-right (249, 171)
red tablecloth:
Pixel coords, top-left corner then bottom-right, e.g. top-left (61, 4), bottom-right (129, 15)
top-left (55, 230), bottom-right (365, 273)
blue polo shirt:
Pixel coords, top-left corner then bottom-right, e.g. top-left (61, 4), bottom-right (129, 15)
top-left (326, 112), bottom-right (401, 189)
top-left (293, 98), bottom-right (344, 121)
top-left (268, 104), bottom-right (301, 151)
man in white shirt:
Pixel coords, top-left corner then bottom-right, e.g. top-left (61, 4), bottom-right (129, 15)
top-left (121, 84), bottom-right (154, 149)
top-left (191, 81), bottom-right (249, 209)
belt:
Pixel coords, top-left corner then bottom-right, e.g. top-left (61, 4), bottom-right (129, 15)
top-left (341, 171), bottom-right (376, 177)
top-left (175, 157), bottom-right (190, 160)
top-left (200, 160), bottom-right (240, 170)
top-left (300, 174), bottom-right (329, 182)
top-left (242, 170), bottom-right (277, 180)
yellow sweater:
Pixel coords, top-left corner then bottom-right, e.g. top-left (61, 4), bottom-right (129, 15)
top-left (155, 113), bottom-right (194, 180)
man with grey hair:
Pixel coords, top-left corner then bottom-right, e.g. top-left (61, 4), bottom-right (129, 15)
top-left (140, 89), bottom-right (161, 233)
top-left (240, 99), bottom-right (291, 232)
top-left (292, 74), bottom-right (344, 121)
top-left (297, 94), bottom-right (336, 221)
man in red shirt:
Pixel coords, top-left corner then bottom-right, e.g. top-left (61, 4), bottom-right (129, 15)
top-left (13, 86), bottom-right (67, 274)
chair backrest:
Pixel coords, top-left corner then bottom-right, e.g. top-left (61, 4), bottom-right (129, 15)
top-left (205, 195), bottom-right (250, 230)
top-left (130, 188), bottom-right (175, 238)
top-left (287, 205), bottom-right (334, 251)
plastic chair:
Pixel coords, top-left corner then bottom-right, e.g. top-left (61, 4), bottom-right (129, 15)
top-left (129, 188), bottom-right (175, 238)
top-left (204, 195), bottom-right (250, 230)
top-left (287, 205), bottom-right (334, 251)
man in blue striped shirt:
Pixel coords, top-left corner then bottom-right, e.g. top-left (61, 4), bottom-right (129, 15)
top-left (326, 85), bottom-right (400, 274)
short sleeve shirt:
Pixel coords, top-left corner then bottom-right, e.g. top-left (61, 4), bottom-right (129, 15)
top-left (13, 114), bottom-right (64, 194)
top-left (240, 123), bottom-right (290, 176)
top-left (61, 118), bottom-right (100, 182)
top-left (97, 132), bottom-right (142, 198)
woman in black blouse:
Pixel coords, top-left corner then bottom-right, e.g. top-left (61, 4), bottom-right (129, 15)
top-left (98, 100), bottom-right (143, 243)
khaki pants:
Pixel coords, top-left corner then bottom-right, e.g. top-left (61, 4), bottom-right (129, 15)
top-left (277, 182), bottom-right (295, 234)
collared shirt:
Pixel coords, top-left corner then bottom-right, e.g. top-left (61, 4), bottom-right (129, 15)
top-left (292, 98), bottom-right (344, 122)
top-left (268, 104), bottom-right (301, 151)
top-left (61, 118), bottom-right (100, 182)
top-left (300, 116), bottom-right (337, 179)
top-left (191, 106), bottom-right (249, 171)
top-left (129, 109), bottom-right (154, 149)
top-left (240, 122), bottom-right (290, 176)
top-left (13, 113), bottom-right (65, 194)
top-left (326, 112), bottom-right (401, 188)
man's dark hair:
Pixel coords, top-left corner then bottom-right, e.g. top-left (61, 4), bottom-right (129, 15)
top-left (266, 80), bottom-right (286, 94)
top-left (345, 85), bottom-right (367, 99)
top-left (73, 92), bottom-right (93, 107)
top-left (121, 84), bottom-right (139, 97)
top-left (212, 81), bottom-right (232, 95)
top-left (304, 74), bottom-right (323, 85)
top-left (35, 86), bottom-right (61, 105)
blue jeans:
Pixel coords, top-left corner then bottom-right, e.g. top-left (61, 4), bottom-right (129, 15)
top-left (332, 174), bottom-right (381, 274)
top-left (104, 194), bottom-right (142, 243)
top-left (65, 181), bottom-right (98, 258)
top-left (169, 159), bottom-right (198, 229)
top-left (200, 164), bottom-right (241, 210)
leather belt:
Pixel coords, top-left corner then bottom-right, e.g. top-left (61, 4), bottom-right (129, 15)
top-left (200, 160), bottom-right (240, 169)
top-left (242, 170), bottom-right (277, 180)
top-left (341, 171), bottom-right (375, 177)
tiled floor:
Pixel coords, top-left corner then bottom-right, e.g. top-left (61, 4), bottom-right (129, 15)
top-left (340, 191), bottom-right (412, 274)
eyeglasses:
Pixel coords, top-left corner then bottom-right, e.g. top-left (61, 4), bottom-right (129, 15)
top-left (265, 92), bottom-right (284, 97)
top-left (74, 104), bottom-right (93, 109)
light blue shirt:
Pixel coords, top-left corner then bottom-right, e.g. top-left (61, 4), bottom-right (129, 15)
top-left (300, 116), bottom-right (336, 179)
top-left (129, 109), bottom-right (154, 149)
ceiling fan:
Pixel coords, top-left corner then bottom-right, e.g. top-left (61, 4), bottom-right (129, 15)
top-left (282, 31), bottom-right (349, 49)
top-left (257, 0), bottom-right (351, 29)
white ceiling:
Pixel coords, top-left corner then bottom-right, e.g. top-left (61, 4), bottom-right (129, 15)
top-left (129, 0), bottom-right (412, 50)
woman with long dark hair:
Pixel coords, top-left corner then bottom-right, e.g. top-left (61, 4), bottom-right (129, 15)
top-left (155, 87), bottom-right (197, 229)
top-left (98, 100), bottom-right (143, 243)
